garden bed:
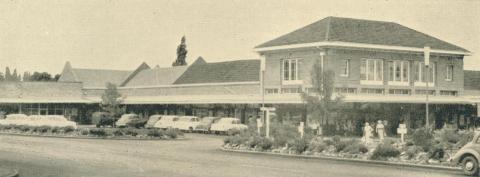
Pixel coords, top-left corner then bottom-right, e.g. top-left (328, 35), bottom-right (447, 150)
top-left (0, 124), bottom-right (183, 140)
top-left (222, 127), bottom-right (472, 168)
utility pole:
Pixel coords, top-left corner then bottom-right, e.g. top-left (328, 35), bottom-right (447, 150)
top-left (424, 46), bottom-right (430, 129)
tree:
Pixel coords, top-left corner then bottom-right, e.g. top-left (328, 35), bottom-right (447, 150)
top-left (302, 59), bottom-right (344, 128)
top-left (0, 72), bottom-right (4, 81)
top-left (5, 67), bottom-right (11, 81)
top-left (30, 72), bottom-right (53, 81)
top-left (172, 36), bottom-right (188, 66)
top-left (53, 74), bottom-right (61, 81)
top-left (100, 82), bottom-right (124, 126)
top-left (12, 69), bottom-right (19, 81)
top-left (23, 71), bottom-right (31, 82)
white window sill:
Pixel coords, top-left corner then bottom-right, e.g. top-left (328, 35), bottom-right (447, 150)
top-left (360, 80), bottom-right (383, 85)
top-left (282, 80), bottom-right (303, 85)
top-left (414, 82), bottom-right (435, 87)
top-left (387, 81), bottom-right (409, 86)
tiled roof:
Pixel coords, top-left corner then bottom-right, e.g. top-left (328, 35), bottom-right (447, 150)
top-left (256, 16), bottom-right (468, 52)
top-left (464, 70), bottom-right (480, 90)
top-left (124, 65), bottom-right (189, 87)
top-left (71, 68), bottom-right (131, 88)
top-left (173, 60), bottom-right (260, 84)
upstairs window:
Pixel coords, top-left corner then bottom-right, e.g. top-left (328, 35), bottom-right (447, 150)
top-left (339, 60), bottom-right (349, 77)
top-left (360, 59), bottom-right (383, 85)
top-left (414, 61), bottom-right (435, 85)
top-left (388, 60), bottom-right (409, 85)
top-left (282, 59), bottom-right (302, 85)
top-left (446, 65), bottom-right (453, 81)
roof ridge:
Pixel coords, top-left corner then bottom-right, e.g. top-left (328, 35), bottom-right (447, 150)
top-left (72, 68), bottom-right (132, 72)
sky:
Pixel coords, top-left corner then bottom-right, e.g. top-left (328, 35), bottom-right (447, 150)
top-left (0, 0), bottom-right (479, 75)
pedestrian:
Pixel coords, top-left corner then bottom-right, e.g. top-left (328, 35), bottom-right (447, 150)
top-left (376, 120), bottom-right (385, 141)
top-left (362, 122), bottom-right (373, 145)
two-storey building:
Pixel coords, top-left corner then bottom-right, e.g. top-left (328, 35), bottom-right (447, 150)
top-left (255, 17), bottom-right (472, 133)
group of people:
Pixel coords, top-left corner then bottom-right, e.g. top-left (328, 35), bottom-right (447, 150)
top-left (362, 120), bottom-right (387, 144)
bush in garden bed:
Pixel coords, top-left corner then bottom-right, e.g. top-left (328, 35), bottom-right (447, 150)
top-left (89, 128), bottom-right (108, 137)
top-left (342, 140), bottom-right (368, 154)
top-left (411, 128), bottom-right (433, 152)
top-left (247, 136), bottom-right (273, 151)
top-left (33, 125), bottom-right (51, 133)
top-left (290, 138), bottom-right (309, 154)
top-left (147, 129), bottom-right (164, 138)
top-left (307, 137), bottom-right (328, 153)
top-left (370, 142), bottom-right (400, 160)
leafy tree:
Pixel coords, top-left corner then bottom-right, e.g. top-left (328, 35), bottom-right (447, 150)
top-left (0, 72), bottom-right (4, 81)
top-left (23, 71), bottom-right (31, 81)
top-left (5, 67), bottom-right (11, 81)
top-left (302, 59), bottom-right (344, 126)
top-left (53, 74), bottom-right (61, 81)
top-left (30, 72), bottom-right (53, 81)
top-left (172, 36), bottom-right (188, 66)
top-left (101, 82), bottom-right (124, 126)
top-left (12, 69), bottom-right (20, 81)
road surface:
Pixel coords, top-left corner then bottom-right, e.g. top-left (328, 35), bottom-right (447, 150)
top-left (0, 134), bottom-right (466, 177)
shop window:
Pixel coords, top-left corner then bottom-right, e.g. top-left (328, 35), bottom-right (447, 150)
top-left (415, 90), bottom-right (436, 96)
top-left (335, 88), bottom-right (357, 94)
top-left (388, 89), bottom-right (411, 95)
top-left (265, 88), bottom-right (279, 95)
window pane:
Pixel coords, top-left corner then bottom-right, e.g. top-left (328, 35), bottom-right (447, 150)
top-left (414, 62), bottom-right (419, 82)
top-left (403, 61), bottom-right (409, 82)
top-left (376, 60), bottom-right (383, 81)
top-left (291, 60), bottom-right (296, 80)
top-left (283, 60), bottom-right (289, 80)
top-left (395, 61), bottom-right (401, 81)
top-left (388, 61), bottom-right (394, 81)
top-left (368, 60), bottom-right (375, 81)
top-left (360, 59), bottom-right (366, 80)
top-left (421, 62), bottom-right (426, 82)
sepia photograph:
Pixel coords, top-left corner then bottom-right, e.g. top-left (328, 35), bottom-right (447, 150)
top-left (0, 0), bottom-right (479, 176)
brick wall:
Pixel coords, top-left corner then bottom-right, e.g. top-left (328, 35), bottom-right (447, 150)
top-left (262, 47), bottom-right (464, 94)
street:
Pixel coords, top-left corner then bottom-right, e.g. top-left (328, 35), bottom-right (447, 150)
top-left (0, 134), bottom-right (466, 177)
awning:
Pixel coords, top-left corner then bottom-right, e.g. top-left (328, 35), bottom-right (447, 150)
top-left (0, 97), bottom-right (96, 104)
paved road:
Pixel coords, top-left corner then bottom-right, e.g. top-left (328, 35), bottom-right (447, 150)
top-left (0, 134), bottom-right (466, 177)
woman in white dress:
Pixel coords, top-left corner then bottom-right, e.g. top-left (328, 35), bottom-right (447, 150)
top-left (362, 122), bottom-right (373, 145)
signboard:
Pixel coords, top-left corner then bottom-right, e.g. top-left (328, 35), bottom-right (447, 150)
top-left (397, 123), bottom-right (407, 143)
top-left (424, 46), bottom-right (431, 66)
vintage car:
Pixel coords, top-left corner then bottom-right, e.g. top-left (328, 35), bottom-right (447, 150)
top-left (195, 117), bottom-right (220, 133)
top-left (0, 114), bottom-right (29, 126)
top-left (153, 115), bottom-right (179, 129)
top-left (210, 117), bottom-right (247, 134)
top-left (0, 114), bottom-right (76, 128)
top-left (451, 131), bottom-right (480, 176)
top-left (116, 114), bottom-right (147, 128)
top-left (171, 116), bottom-right (201, 132)
top-left (145, 115), bottom-right (162, 128)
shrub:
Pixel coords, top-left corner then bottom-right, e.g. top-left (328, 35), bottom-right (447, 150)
top-left (89, 128), bottom-right (108, 136)
top-left (18, 125), bottom-right (31, 132)
top-left (308, 138), bottom-right (328, 153)
top-left (271, 123), bottom-right (297, 148)
top-left (63, 126), bottom-right (75, 133)
top-left (36, 125), bottom-right (51, 133)
top-left (165, 128), bottom-right (181, 139)
top-left (247, 136), bottom-right (273, 151)
top-left (370, 143), bottom-right (400, 160)
top-left (405, 146), bottom-right (420, 160)
top-left (291, 138), bottom-right (309, 154)
top-left (411, 128), bottom-right (433, 151)
top-left (434, 128), bottom-right (460, 144)
top-left (224, 135), bottom-right (249, 146)
top-left (80, 129), bottom-right (89, 135)
top-left (113, 129), bottom-right (124, 136)
top-left (51, 127), bottom-right (60, 133)
top-left (147, 129), bottom-right (164, 137)
top-left (227, 129), bottom-right (243, 136)
top-left (334, 139), bottom-right (352, 152)
top-left (124, 128), bottom-right (138, 136)
top-left (429, 143), bottom-right (445, 160)
top-left (343, 140), bottom-right (368, 154)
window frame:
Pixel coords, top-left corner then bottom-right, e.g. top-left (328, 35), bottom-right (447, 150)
top-left (388, 60), bottom-right (410, 86)
top-left (414, 61), bottom-right (435, 87)
top-left (445, 65), bottom-right (453, 81)
top-left (339, 59), bottom-right (349, 77)
top-left (360, 58), bottom-right (383, 85)
top-left (282, 59), bottom-right (302, 85)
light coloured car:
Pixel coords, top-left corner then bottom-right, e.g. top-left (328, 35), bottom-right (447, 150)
top-left (145, 115), bottom-right (162, 128)
top-left (0, 114), bottom-right (29, 126)
top-left (153, 115), bottom-right (179, 129)
top-left (172, 116), bottom-right (201, 132)
top-left (210, 117), bottom-right (247, 134)
top-left (196, 117), bottom-right (220, 133)
top-left (116, 114), bottom-right (140, 128)
top-left (0, 114), bottom-right (76, 128)
top-left (451, 132), bottom-right (480, 176)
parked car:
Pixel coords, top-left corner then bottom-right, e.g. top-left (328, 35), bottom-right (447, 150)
top-left (172, 116), bottom-right (201, 132)
top-left (145, 115), bottom-right (162, 128)
top-left (451, 132), bottom-right (480, 176)
top-left (195, 117), bottom-right (220, 133)
top-left (153, 115), bottom-right (179, 129)
top-left (210, 118), bottom-right (247, 134)
top-left (116, 114), bottom-right (146, 128)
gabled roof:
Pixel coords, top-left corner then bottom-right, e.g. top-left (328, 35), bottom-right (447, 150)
top-left (58, 62), bottom-right (132, 88)
top-left (123, 65), bottom-right (189, 87)
top-left (464, 70), bottom-right (480, 90)
top-left (256, 16), bottom-right (469, 53)
top-left (173, 60), bottom-right (260, 84)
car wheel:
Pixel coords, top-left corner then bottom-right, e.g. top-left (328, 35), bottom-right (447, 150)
top-left (462, 156), bottom-right (479, 176)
